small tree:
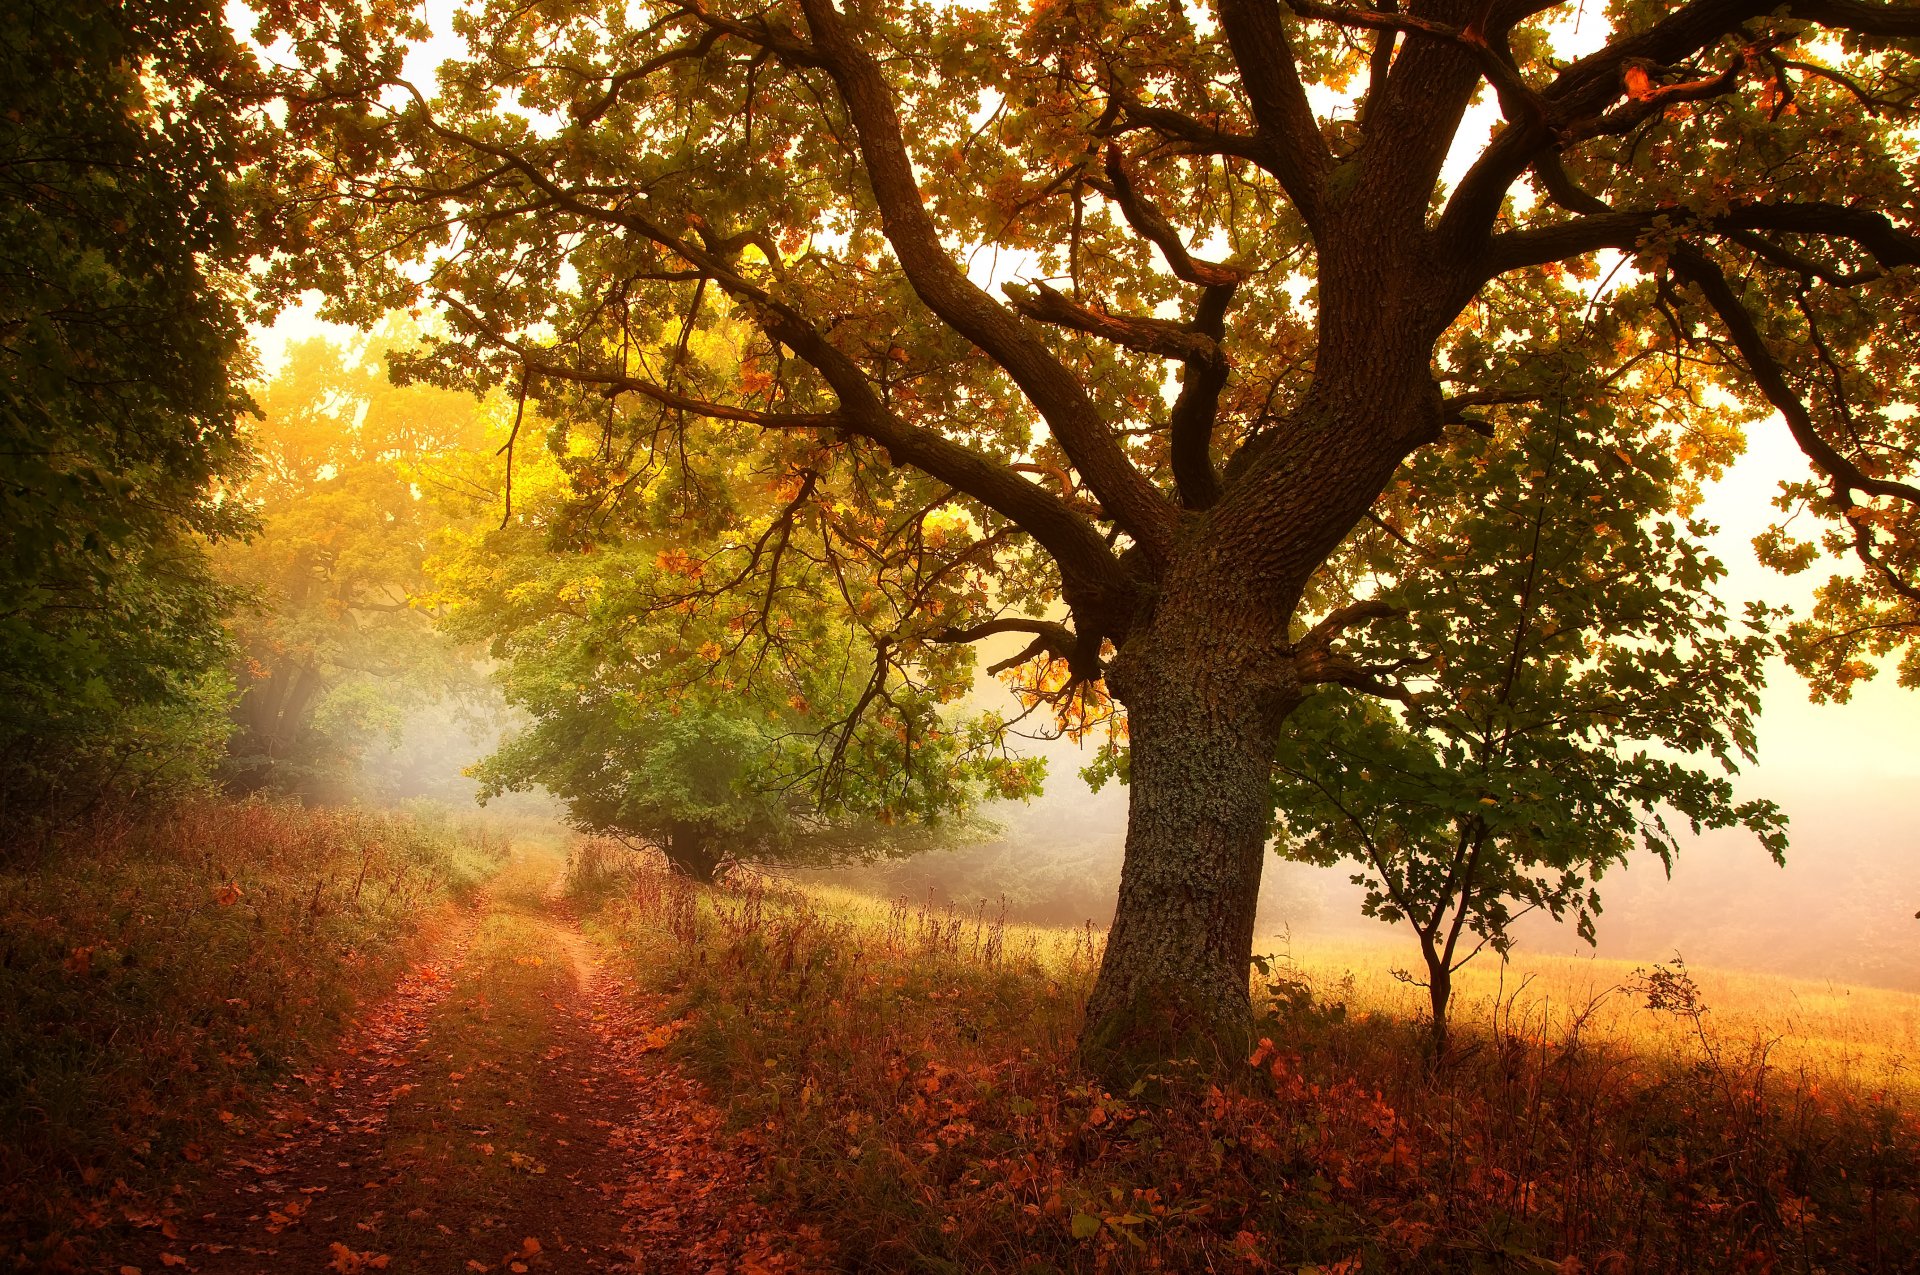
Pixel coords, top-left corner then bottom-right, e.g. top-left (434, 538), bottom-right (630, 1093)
top-left (1273, 400), bottom-right (1787, 1051)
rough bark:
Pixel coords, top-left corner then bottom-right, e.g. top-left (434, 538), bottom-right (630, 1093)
top-left (1080, 348), bottom-right (1446, 1082)
top-left (1082, 638), bottom-right (1289, 1078)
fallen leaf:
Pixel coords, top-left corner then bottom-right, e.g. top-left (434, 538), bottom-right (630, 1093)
top-left (327, 1241), bottom-right (391, 1273)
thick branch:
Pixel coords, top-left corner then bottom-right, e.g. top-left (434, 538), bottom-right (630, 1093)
top-left (1295, 598), bottom-right (1399, 655)
top-left (1169, 285), bottom-right (1235, 511)
top-left (1436, 0), bottom-right (1920, 256)
top-left (1217, 0), bottom-right (1333, 229)
top-left (1096, 147), bottom-right (1249, 288)
top-left (1670, 244), bottom-right (1920, 511)
top-left (1479, 199), bottom-right (1920, 282)
top-left (932, 616), bottom-right (1079, 675)
top-left (1110, 97), bottom-right (1273, 166)
top-left (1003, 280), bottom-right (1225, 364)
top-left (1783, 0), bottom-right (1920, 37)
top-left (795, 0), bottom-right (1178, 562)
top-left (1291, 600), bottom-right (1418, 699)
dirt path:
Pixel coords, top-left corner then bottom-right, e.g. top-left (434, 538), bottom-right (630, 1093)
top-left (112, 855), bottom-right (819, 1275)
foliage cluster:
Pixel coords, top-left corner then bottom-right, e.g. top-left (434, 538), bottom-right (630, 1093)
top-left (0, 0), bottom-right (260, 823)
top-left (581, 859), bottom-right (1919, 1273)
top-left (0, 800), bottom-right (506, 1269)
top-left (1273, 393), bottom-right (1787, 1042)
top-left (433, 338), bottom-right (1044, 880)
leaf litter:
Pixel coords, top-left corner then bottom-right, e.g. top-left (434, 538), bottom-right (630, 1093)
top-left (112, 863), bottom-right (827, 1272)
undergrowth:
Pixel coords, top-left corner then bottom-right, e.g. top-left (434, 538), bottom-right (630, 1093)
top-left (579, 841), bottom-right (1920, 1273)
top-left (0, 799), bottom-right (507, 1269)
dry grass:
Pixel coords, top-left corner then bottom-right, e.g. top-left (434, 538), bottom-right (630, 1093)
top-left (0, 799), bottom-right (507, 1270)
top-left (580, 845), bottom-right (1920, 1272)
top-left (1265, 933), bottom-right (1920, 1100)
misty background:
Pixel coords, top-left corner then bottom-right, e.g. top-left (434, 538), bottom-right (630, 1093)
top-left (268, 315), bottom-right (1917, 998)
top-left (807, 427), bottom-right (1920, 994)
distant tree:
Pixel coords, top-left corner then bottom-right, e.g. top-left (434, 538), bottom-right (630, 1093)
top-left (265, 0), bottom-right (1920, 1074)
top-left (437, 362), bottom-right (1044, 882)
top-left (217, 322), bottom-right (499, 796)
top-left (1272, 391), bottom-right (1787, 1051)
top-left (0, 0), bottom-right (259, 824)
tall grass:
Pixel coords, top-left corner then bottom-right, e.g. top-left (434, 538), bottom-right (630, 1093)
top-left (1266, 933), bottom-right (1920, 1101)
top-left (582, 848), bottom-right (1920, 1272)
top-left (0, 799), bottom-right (507, 1269)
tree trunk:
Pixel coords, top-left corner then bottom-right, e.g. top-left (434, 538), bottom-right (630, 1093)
top-left (1427, 962), bottom-right (1453, 1058)
top-left (1080, 612), bottom-right (1293, 1083)
top-left (662, 822), bottom-right (725, 885)
top-left (1077, 329), bottom-right (1445, 1082)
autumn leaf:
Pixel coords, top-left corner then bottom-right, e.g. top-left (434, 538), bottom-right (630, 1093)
top-left (327, 1241), bottom-right (391, 1273)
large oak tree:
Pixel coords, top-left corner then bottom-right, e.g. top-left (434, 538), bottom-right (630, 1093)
top-left (257, 0), bottom-right (1920, 1073)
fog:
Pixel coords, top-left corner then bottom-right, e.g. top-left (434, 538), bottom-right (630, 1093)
top-left (349, 400), bottom-right (1915, 993)
top-left (815, 431), bottom-right (1920, 994)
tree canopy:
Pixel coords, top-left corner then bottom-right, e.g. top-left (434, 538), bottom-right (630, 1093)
top-left (256, 0), bottom-right (1920, 1074)
top-left (0, 0), bottom-right (261, 823)
top-left (432, 333), bottom-right (1045, 879)
top-left (217, 323), bottom-right (497, 796)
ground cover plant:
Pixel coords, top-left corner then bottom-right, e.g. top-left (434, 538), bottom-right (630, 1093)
top-left (0, 800), bottom-right (506, 1270)
top-left (579, 846), bottom-right (1920, 1272)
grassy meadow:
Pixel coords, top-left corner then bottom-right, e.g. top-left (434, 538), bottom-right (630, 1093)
top-left (1265, 934), bottom-right (1920, 1103)
top-left (575, 840), bottom-right (1920, 1272)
